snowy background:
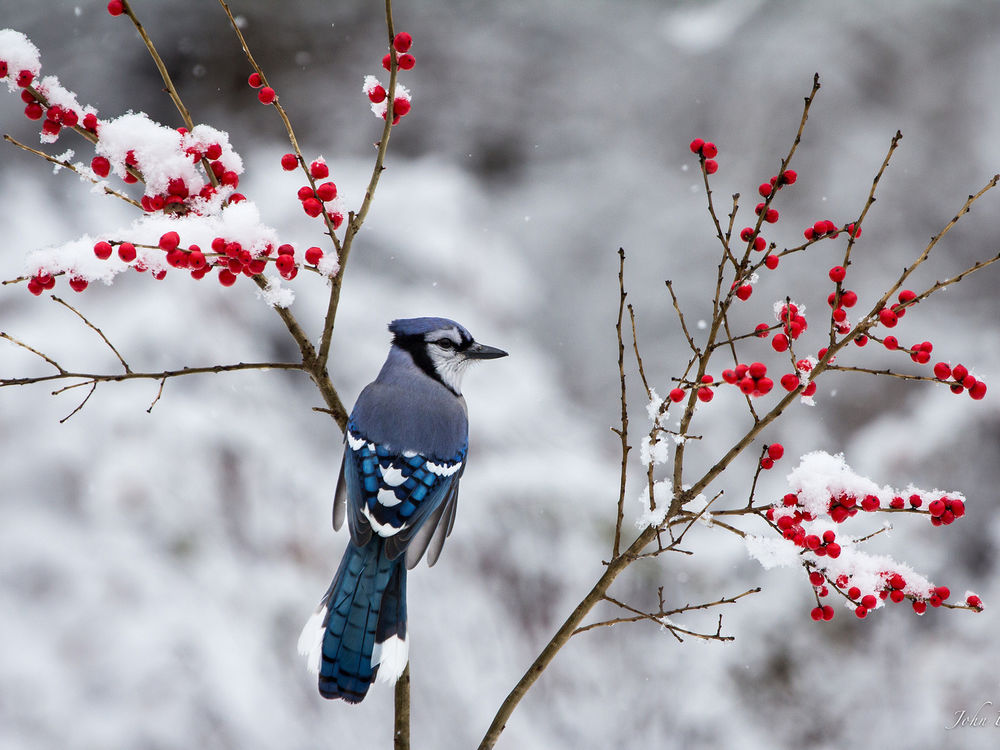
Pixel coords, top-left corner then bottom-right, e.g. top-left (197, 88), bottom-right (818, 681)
top-left (3, 1), bottom-right (1000, 748)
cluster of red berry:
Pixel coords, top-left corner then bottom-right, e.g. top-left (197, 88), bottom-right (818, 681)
top-left (688, 138), bottom-right (719, 174)
top-left (768, 302), bottom-right (808, 353)
top-left (280, 155), bottom-right (344, 226)
top-left (873, 291), bottom-right (988, 399)
top-left (365, 33), bottom-right (415, 125)
top-left (767, 497), bottom-right (843, 558)
top-left (810, 569), bottom-right (981, 621)
top-left (720, 362), bottom-right (774, 398)
top-left (86, 232), bottom-right (326, 289)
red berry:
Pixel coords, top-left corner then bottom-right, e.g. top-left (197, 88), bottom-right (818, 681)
top-left (861, 594), bottom-right (877, 609)
top-left (689, 138), bottom-right (704, 154)
top-left (967, 594), bottom-right (982, 609)
top-left (929, 595), bottom-right (942, 608)
top-left (397, 53), bottom-right (416, 70)
top-left (763, 253), bottom-right (779, 269)
top-left (758, 183), bottom-right (772, 198)
top-left (840, 290), bottom-right (858, 307)
top-left (258, 87), bottom-right (276, 104)
top-left (382, 53), bottom-right (393, 70)
top-left (368, 84), bottom-right (387, 104)
top-left (302, 198), bottom-right (323, 217)
top-left (248, 72), bottom-right (263, 88)
top-left (878, 308), bottom-right (898, 327)
top-left (280, 153), bottom-right (298, 171)
top-left (889, 590), bottom-right (905, 603)
top-left (704, 159), bottom-right (718, 175)
top-left (912, 600), bottom-right (927, 614)
top-left (68, 276), bottom-right (88, 292)
top-left (883, 336), bottom-right (898, 351)
top-left (669, 388), bottom-right (685, 403)
top-left (304, 246), bottom-right (324, 265)
top-left (970, 381), bottom-right (987, 400)
top-left (771, 333), bottom-right (789, 352)
top-left (117, 242), bottom-right (136, 262)
top-left (932, 362), bottom-right (952, 380)
top-left (755, 323), bottom-right (771, 338)
top-left (754, 236), bottom-right (768, 253)
top-left (780, 170), bottom-right (797, 185)
top-left (855, 605), bottom-right (868, 618)
top-left (928, 499), bottom-right (946, 517)
top-left (810, 606), bottom-right (824, 621)
top-left (89, 156), bottom-right (110, 178)
top-left (767, 443), bottom-right (784, 461)
top-left (93, 241), bottom-right (113, 259)
top-left (393, 32), bottom-right (413, 54)
top-left (107, 0), bottom-right (124, 15)
top-left (316, 181), bottom-right (337, 201)
top-left (759, 456), bottom-right (774, 469)
top-left (158, 231), bottom-right (180, 251)
top-left (828, 266), bottom-right (846, 283)
top-left (218, 269), bottom-right (237, 286)
top-left (764, 208), bottom-right (779, 223)
top-left (697, 387), bottom-right (714, 403)
top-left (934, 586), bottom-right (950, 600)
top-left (780, 373), bottom-right (799, 391)
top-left (701, 142), bottom-right (718, 158)
top-left (735, 284), bottom-right (752, 301)
top-left (310, 160), bottom-right (329, 179)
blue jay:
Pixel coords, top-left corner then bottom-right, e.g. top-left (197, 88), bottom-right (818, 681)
top-left (298, 317), bottom-right (507, 702)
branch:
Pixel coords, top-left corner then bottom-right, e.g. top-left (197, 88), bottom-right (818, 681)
top-left (50, 295), bottom-right (131, 373)
top-left (2, 135), bottom-right (143, 208)
top-left (316, 0), bottom-right (400, 370)
top-left (612, 248), bottom-right (631, 559)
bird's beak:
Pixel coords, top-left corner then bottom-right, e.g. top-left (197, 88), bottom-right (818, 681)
top-left (465, 341), bottom-right (508, 360)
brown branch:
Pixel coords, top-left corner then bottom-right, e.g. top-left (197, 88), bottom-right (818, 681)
top-left (59, 380), bottom-right (97, 423)
top-left (2, 135), bottom-right (143, 208)
top-left (1, 331), bottom-right (66, 373)
top-left (50, 295), bottom-right (132, 373)
top-left (216, 0), bottom-right (340, 244)
top-left (612, 248), bottom-right (632, 559)
top-left (1, 360), bottom-right (304, 389)
top-left (315, 2), bottom-right (400, 372)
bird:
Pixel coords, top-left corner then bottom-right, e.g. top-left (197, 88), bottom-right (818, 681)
top-left (297, 317), bottom-right (507, 702)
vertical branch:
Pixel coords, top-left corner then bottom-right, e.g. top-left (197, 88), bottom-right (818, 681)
top-left (316, 0), bottom-right (399, 370)
top-left (612, 248), bottom-right (631, 559)
top-left (393, 665), bottom-right (411, 750)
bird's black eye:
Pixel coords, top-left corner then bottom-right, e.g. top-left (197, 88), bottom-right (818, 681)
top-left (435, 338), bottom-right (456, 350)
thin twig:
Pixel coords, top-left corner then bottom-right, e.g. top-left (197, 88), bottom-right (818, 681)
top-left (59, 380), bottom-right (97, 423)
top-left (2, 135), bottom-right (143, 208)
top-left (612, 248), bottom-right (631, 560)
top-left (2, 360), bottom-right (304, 389)
top-left (50, 295), bottom-right (132, 372)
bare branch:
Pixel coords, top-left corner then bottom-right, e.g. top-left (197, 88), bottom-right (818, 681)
top-left (50, 295), bottom-right (132, 373)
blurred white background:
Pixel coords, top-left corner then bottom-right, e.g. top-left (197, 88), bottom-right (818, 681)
top-left (2, 1), bottom-right (1000, 748)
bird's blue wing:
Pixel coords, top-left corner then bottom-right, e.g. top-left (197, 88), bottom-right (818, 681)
top-left (336, 423), bottom-right (465, 565)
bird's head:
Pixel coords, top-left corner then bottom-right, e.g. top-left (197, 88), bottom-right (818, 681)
top-left (389, 317), bottom-right (507, 395)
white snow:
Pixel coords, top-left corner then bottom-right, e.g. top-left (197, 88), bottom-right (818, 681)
top-left (0, 29), bottom-right (40, 91)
